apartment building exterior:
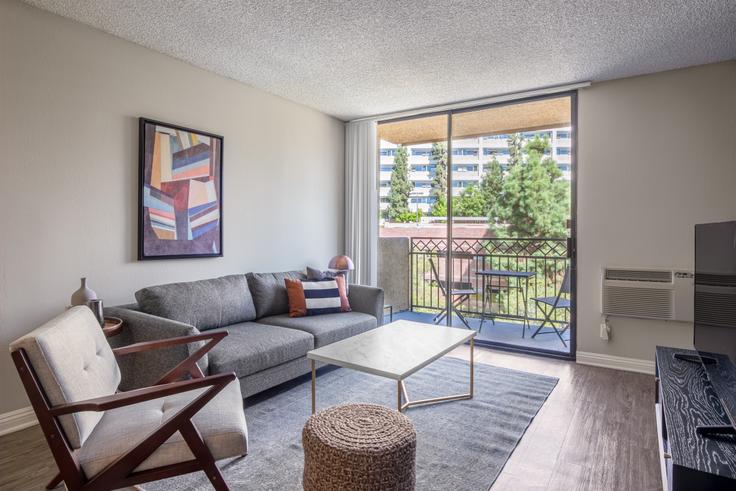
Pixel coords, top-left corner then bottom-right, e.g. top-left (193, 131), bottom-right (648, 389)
top-left (379, 127), bottom-right (572, 213)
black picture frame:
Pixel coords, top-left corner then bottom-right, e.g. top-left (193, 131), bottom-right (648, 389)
top-left (138, 118), bottom-right (224, 260)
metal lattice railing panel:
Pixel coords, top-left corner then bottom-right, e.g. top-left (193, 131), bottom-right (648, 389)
top-left (410, 237), bottom-right (570, 325)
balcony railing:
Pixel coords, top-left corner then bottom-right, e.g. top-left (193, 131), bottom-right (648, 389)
top-left (410, 237), bottom-right (570, 324)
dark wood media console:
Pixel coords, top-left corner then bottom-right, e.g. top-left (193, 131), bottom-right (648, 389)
top-left (655, 346), bottom-right (736, 490)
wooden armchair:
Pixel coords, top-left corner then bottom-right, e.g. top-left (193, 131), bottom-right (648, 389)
top-left (10, 306), bottom-right (247, 490)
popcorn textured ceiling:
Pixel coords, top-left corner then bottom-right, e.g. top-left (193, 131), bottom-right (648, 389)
top-left (23, 0), bottom-right (736, 121)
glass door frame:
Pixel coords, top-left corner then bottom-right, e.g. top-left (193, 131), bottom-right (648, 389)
top-left (377, 91), bottom-right (578, 361)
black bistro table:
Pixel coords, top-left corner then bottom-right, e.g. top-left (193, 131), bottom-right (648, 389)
top-left (475, 269), bottom-right (536, 336)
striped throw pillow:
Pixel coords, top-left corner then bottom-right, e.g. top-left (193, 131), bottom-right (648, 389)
top-left (285, 276), bottom-right (350, 317)
top-left (303, 279), bottom-right (342, 315)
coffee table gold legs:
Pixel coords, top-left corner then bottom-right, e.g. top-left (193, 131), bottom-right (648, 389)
top-left (311, 359), bottom-right (316, 415)
top-left (397, 380), bottom-right (402, 412)
top-left (397, 338), bottom-right (475, 412)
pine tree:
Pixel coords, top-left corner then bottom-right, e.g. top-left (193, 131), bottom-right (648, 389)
top-left (386, 145), bottom-right (411, 221)
top-left (480, 158), bottom-right (504, 220)
top-left (429, 142), bottom-right (447, 216)
top-left (496, 135), bottom-right (569, 237)
top-left (507, 133), bottom-right (524, 168)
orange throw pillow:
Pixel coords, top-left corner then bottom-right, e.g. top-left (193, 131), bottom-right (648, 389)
top-left (285, 278), bottom-right (307, 317)
top-left (335, 275), bottom-right (351, 312)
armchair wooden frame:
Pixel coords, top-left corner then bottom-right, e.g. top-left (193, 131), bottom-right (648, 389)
top-left (12, 330), bottom-right (240, 491)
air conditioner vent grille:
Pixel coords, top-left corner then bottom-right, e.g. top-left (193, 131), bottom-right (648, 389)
top-left (605, 269), bottom-right (672, 283)
top-left (603, 286), bottom-right (674, 320)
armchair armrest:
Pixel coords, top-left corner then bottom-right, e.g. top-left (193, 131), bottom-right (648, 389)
top-left (113, 331), bottom-right (227, 356)
top-left (49, 372), bottom-right (236, 416)
top-left (104, 306), bottom-right (205, 390)
top-left (114, 331), bottom-right (228, 384)
top-left (347, 285), bottom-right (385, 326)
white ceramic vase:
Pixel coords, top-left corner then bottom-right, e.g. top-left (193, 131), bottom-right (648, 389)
top-left (70, 277), bottom-right (98, 306)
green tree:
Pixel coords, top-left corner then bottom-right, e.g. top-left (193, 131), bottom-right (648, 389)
top-left (393, 208), bottom-right (423, 223)
top-left (480, 158), bottom-right (504, 220)
top-left (431, 195), bottom-right (447, 217)
top-left (453, 184), bottom-right (485, 217)
top-left (507, 133), bottom-right (524, 168)
top-left (496, 134), bottom-right (569, 237)
top-left (429, 142), bottom-right (447, 216)
top-left (386, 145), bottom-right (411, 221)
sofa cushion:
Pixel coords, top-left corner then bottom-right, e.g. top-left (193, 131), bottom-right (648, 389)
top-left (135, 274), bottom-right (256, 331)
top-left (78, 380), bottom-right (247, 477)
top-left (258, 312), bottom-right (377, 348)
top-left (207, 322), bottom-right (313, 378)
top-left (246, 271), bottom-right (306, 318)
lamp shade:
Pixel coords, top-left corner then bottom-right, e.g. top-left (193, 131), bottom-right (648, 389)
top-left (328, 255), bottom-right (354, 271)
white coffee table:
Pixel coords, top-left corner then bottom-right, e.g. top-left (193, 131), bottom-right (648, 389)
top-left (307, 319), bottom-right (476, 413)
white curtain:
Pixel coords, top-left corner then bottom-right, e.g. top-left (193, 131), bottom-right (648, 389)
top-left (345, 120), bottom-right (378, 286)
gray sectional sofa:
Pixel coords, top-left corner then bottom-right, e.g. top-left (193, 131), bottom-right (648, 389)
top-left (106, 271), bottom-right (383, 398)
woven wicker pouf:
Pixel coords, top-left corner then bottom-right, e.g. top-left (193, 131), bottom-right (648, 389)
top-left (302, 403), bottom-right (417, 491)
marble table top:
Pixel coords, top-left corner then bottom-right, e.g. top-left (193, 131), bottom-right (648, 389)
top-left (307, 320), bottom-right (476, 380)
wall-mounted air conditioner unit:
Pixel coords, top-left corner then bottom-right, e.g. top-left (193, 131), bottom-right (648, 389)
top-left (601, 267), bottom-right (694, 322)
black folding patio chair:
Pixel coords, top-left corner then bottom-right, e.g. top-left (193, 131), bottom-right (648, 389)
top-left (428, 257), bottom-right (477, 330)
top-left (531, 267), bottom-right (571, 346)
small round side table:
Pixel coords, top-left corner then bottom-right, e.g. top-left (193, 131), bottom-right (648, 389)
top-left (102, 317), bottom-right (123, 337)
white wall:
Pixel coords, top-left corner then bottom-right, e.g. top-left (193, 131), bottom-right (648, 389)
top-left (577, 62), bottom-right (736, 362)
top-left (0, 1), bottom-right (345, 415)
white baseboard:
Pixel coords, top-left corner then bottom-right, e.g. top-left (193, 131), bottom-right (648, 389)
top-left (576, 351), bottom-right (656, 375)
top-left (0, 406), bottom-right (38, 436)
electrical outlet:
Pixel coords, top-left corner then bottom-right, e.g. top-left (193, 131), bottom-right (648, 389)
top-left (600, 321), bottom-right (610, 341)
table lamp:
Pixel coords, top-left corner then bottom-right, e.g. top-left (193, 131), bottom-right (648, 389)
top-left (328, 255), bottom-right (354, 283)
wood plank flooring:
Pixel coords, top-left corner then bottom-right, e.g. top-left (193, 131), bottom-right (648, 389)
top-left (0, 346), bottom-right (659, 491)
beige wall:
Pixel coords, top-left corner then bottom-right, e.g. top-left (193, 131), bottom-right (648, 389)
top-left (577, 61), bottom-right (736, 361)
top-left (0, 1), bottom-right (345, 414)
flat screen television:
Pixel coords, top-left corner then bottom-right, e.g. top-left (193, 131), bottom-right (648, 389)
top-left (689, 221), bottom-right (736, 436)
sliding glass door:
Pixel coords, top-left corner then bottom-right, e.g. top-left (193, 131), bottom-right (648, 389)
top-left (377, 93), bottom-right (576, 359)
top-left (448, 95), bottom-right (575, 356)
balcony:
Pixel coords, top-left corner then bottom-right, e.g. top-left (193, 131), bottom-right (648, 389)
top-left (378, 236), bottom-right (571, 354)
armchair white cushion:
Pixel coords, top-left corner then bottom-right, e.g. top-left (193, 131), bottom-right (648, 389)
top-left (78, 383), bottom-right (247, 476)
top-left (10, 306), bottom-right (120, 448)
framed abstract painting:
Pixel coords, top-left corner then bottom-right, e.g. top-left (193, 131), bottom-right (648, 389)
top-left (138, 118), bottom-right (223, 259)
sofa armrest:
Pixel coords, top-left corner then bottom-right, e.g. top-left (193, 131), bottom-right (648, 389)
top-left (104, 306), bottom-right (206, 390)
top-left (347, 285), bottom-right (385, 326)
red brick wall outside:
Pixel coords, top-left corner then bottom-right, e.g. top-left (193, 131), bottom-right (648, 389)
top-left (379, 224), bottom-right (494, 239)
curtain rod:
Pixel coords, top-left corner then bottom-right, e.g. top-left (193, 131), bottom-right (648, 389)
top-left (349, 81), bottom-right (591, 123)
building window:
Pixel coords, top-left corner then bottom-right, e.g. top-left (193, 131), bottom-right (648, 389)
top-left (483, 148), bottom-right (510, 156)
top-left (413, 181), bottom-right (432, 188)
top-left (409, 196), bottom-right (437, 204)
top-left (452, 180), bottom-right (474, 188)
top-left (380, 165), bottom-right (393, 172)
top-left (556, 147), bottom-right (571, 156)
top-left (380, 148), bottom-right (397, 156)
top-left (556, 130), bottom-right (571, 139)
top-left (411, 148), bottom-right (432, 157)
top-left (413, 164), bottom-right (437, 173)
top-left (483, 134), bottom-right (508, 140)
top-left (522, 131), bottom-right (552, 140)
top-left (452, 164), bottom-right (478, 172)
top-left (452, 148), bottom-right (478, 156)
top-left (380, 180), bottom-right (390, 187)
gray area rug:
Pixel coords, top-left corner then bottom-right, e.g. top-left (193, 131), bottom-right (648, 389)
top-left (145, 357), bottom-right (557, 491)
